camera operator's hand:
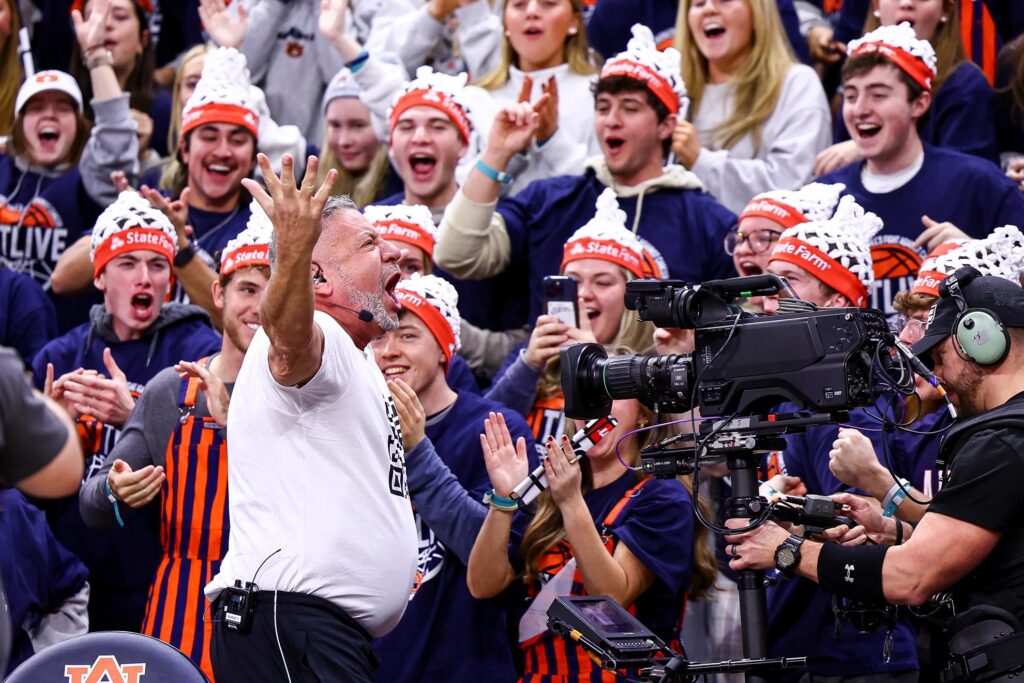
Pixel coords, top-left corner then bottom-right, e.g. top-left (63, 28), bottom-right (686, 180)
top-left (480, 411), bottom-right (529, 498)
top-left (108, 458), bottom-right (165, 508)
top-left (652, 327), bottom-right (694, 355)
top-left (828, 428), bottom-right (889, 497)
top-left (761, 473), bottom-right (806, 499)
top-left (388, 378), bottom-right (425, 452)
top-left (820, 522), bottom-right (871, 546)
top-left (523, 315), bottom-right (569, 371)
top-left (724, 518), bottom-right (790, 572)
top-left (830, 492), bottom-right (905, 544)
top-left (545, 434), bottom-right (583, 508)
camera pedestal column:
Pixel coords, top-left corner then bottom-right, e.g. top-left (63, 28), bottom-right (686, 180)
top-left (725, 443), bottom-right (783, 683)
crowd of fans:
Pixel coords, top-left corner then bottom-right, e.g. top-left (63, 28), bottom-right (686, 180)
top-left (3, 0), bottom-right (1024, 680)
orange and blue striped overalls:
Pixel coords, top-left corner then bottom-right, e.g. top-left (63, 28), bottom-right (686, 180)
top-left (521, 477), bottom-right (681, 683)
top-left (141, 362), bottom-right (229, 681)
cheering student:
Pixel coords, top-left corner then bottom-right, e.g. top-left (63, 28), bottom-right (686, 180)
top-left (1, 0), bottom-right (138, 332)
top-left (79, 205), bottom-right (274, 680)
top-left (816, 22), bottom-right (1024, 315)
top-left (33, 191), bottom-right (221, 633)
top-left (53, 47), bottom-right (259, 319)
top-left (370, 274), bottom-right (536, 682)
top-left (818, 0), bottom-right (999, 170)
top-left (467, 350), bottom-right (714, 683)
top-left (672, 0), bottom-right (831, 215)
top-left (436, 24), bottom-right (736, 322)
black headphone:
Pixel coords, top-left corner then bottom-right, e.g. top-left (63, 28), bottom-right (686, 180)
top-left (312, 263), bottom-right (327, 285)
top-left (941, 268), bottom-right (1009, 366)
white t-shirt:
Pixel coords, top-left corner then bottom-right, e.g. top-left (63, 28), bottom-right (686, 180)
top-left (206, 311), bottom-right (418, 638)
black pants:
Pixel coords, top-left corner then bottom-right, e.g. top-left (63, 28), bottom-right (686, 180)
top-left (211, 591), bottom-right (378, 683)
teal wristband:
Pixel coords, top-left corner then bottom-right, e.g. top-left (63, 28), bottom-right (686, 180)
top-left (104, 478), bottom-right (126, 528)
top-left (881, 479), bottom-right (910, 518)
top-left (483, 489), bottom-right (518, 511)
top-left (475, 158), bottom-right (513, 185)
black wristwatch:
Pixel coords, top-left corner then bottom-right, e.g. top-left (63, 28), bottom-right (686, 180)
top-left (774, 534), bottom-right (805, 577)
top-left (174, 241), bottom-right (197, 268)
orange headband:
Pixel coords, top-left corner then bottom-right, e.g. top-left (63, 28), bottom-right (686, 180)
top-left (374, 220), bottom-right (435, 259)
top-left (389, 89), bottom-right (471, 142)
top-left (396, 290), bottom-right (457, 370)
top-left (739, 198), bottom-right (809, 230)
top-left (93, 228), bottom-right (176, 278)
top-left (221, 243), bottom-right (270, 276)
top-left (600, 61), bottom-right (680, 114)
top-left (561, 238), bottom-right (647, 279)
top-left (850, 42), bottom-right (934, 91)
top-left (181, 102), bottom-right (259, 142)
top-left (770, 236), bottom-right (869, 307)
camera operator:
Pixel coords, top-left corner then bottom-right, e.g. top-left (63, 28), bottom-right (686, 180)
top-left (726, 267), bottom-right (1024, 683)
top-left (828, 227), bottom-right (1024, 525)
top-left (205, 154), bottom-right (417, 683)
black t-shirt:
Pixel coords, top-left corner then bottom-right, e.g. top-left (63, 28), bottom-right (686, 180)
top-left (0, 347), bottom-right (69, 487)
top-left (928, 393), bottom-right (1024, 621)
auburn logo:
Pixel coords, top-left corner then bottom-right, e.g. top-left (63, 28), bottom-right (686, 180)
top-left (64, 655), bottom-right (146, 683)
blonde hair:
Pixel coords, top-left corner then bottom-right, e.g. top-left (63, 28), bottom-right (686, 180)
top-left (675, 0), bottom-right (796, 154)
top-left (863, 0), bottom-right (967, 94)
top-left (317, 128), bottom-right (393, 208)
top-left (0, 0), bottom-right (22, 137)
top-left (475, 0), bottom-right (601, 90)
top-left (159, 44), bottom-right (211, 193)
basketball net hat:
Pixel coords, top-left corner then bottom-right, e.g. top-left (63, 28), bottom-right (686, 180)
top-left (15, 70), bottom-right (83, 116)
top-left (848, 22), bottom-right (937, 91)
top-left (911, 226), bottom-right (1024, 297)
top-left (221, 200), bottom-right (273, 276)
top-left (388, 66), bottom-right (473, 142)
top-left (394, 274), bottom-right (461, 369)
top-left (769, 195), bottom-right (882, 307)
top-left (601, 24), bottom-right (688, 115)
top-left (562, 188), bottom-right (660, 279)
top-left (181, 47), bottom-right (259, 143)
top-left (90, 191), bottom-right (178, 278)
top-left (739, 183), bottom-right (846, 230)
top-left (364, 204), bottom-right (438, 259)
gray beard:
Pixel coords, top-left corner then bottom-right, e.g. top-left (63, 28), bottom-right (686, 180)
top-left (339, 269), bottom-right (399, 331)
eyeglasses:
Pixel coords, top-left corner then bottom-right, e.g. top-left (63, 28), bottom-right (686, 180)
top-left (890, 315), bottom-right (928, 343)
top-left (724, 229), bottom-right (783, 256)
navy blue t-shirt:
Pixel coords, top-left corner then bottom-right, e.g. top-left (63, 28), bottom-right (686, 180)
top-left (818, 144), bottom-right (1024, 315)
top-left (0, 155), bottom-right (104, 333)
top-left (500, 170), bottom-right (737, 321)
top-left (373, 391), bottom-right (536, 683)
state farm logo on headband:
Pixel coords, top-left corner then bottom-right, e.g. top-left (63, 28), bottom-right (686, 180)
top-left (600, 60), bottom-right (679, 114)
top-left (740, 199), bottom-right (808, 229)
top-left (852, 42), bottom-right (933, 91)
top-left (772, 239), bottom-right (833, 272)
top-left (911, 271), bottom-right (945, 297)
top-left (221, 243), bottom-right (270, 275)
top-left (562, 238), bottom-right (646, 278)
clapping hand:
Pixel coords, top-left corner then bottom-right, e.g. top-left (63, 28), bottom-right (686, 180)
top-left (480, 412), bottom-right (529, 498)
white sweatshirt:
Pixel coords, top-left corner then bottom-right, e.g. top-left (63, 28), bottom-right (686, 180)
top-left (690, 63), bottom-right (831, 215)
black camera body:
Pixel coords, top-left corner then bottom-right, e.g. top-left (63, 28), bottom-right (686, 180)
top-left (561, 276), bottom-right (895, 419)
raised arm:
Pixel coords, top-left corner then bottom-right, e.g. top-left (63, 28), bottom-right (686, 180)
top-left (244, 154), bottom-right (337, 386)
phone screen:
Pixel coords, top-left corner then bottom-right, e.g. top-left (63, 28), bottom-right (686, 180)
top-left (544, 276), bottom-right (578, 328)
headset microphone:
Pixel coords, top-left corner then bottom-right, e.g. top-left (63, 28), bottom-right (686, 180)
top-left (320, 301), bottom-right (374, 323)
